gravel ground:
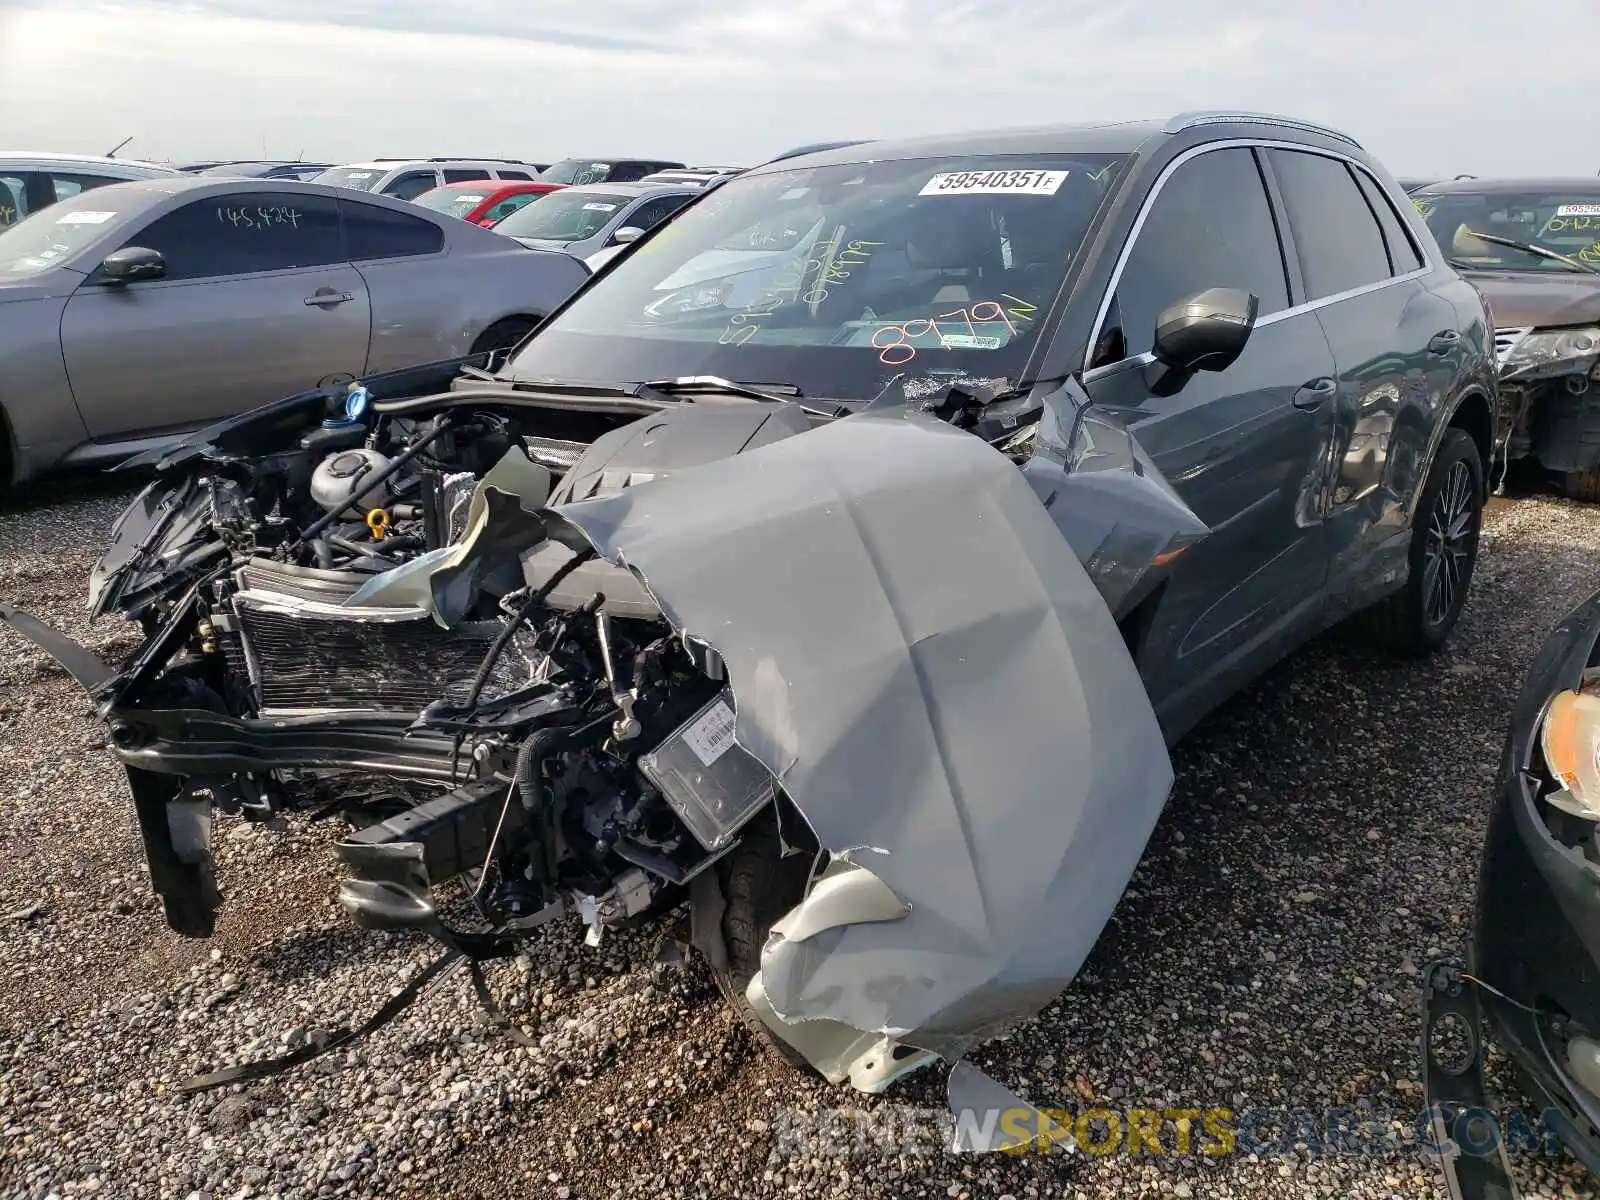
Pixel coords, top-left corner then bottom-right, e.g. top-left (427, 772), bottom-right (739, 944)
top-left (2, 472), bottom-right (1600, 1200)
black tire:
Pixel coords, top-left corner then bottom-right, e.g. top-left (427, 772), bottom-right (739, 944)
top-left (710, 806), bottom-right (817, 1071)
top-left (470, 316), bottom-right (537, 358)
top-left (1564, 468), bottom-right (1600, 503)
top-left (1353, 427), bottom-right (1483, 656)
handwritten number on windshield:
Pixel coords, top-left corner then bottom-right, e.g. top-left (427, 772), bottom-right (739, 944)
top-left (217, 206), bottom-right (303, 231)
top-left (870, 295), bottom-right (1037, 365)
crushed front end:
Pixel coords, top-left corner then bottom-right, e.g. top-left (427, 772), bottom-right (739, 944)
top-left (4, 365), bottom-right (1201, 1123)
top-left (1496, 328), bottom-right (1600, 498)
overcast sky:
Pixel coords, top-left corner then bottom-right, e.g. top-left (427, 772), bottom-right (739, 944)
top-left (0, 0), bottom-right (1590, 177)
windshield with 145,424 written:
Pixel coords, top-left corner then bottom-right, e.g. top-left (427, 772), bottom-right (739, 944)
top-left (503, 152), bottom-right (1128, 402)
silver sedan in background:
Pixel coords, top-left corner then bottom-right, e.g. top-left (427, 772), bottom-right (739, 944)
top-left (491, 182), bottom-right (701, 261)
top-left (0, 176), bottom-right (590, 487)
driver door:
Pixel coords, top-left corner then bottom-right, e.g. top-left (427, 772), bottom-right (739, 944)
top-left (60, 191), bottom-right (371, 439)
top-left (1083, 146), bottom-right (1337, 733)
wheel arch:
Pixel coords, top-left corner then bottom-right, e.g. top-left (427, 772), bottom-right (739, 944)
top-left (1442, 386), bottom-right (1495, 501)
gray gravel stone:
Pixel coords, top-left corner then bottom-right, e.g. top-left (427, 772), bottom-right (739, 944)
top-left (3, 477), bottom-right (1600, 1198)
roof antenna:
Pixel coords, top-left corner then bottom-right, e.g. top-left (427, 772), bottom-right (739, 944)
top-left (105, 136), bottom-right (134, 158)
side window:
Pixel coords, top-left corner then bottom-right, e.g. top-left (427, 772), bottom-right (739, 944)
top-left (46, 172), bottom-right (122, 202)
top-left (1267, 149), bottom-right (1393, 299)
top-left (496, 169), bottom-right (532, 181)
top-left (0, 175), bottom-right (25, 226)
top-left (608, 164), bottom-right (648, 183)
top-left (124, 192), bottom-right (343, 281)
top-left (341, 199), bottom-right (446, 259)
top-left (382, 171), bottom-right (439, 200)
top-left (1097, 147), bottom-right (1289, 366)
top-left (443, 169), bottom-right (487, 184)
top-left (1352, 169), bottom-right (1425, 274)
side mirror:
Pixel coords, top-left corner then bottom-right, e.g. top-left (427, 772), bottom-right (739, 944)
top-left (100, 246), bottom-right (166, 284)
top-left (611, 225), bottom-right (645, 246)
top-left (1151, 287), bottom-right (1258, 375)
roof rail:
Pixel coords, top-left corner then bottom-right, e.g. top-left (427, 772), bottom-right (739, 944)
top-left (425, 156), bottom-right (528, 164)
top-left (1162, 111), bottom-right (1361, 149)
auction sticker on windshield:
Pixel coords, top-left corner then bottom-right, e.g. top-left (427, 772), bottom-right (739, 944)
top-left (57, 211), bottom-right (117, 225)
top-left (583, 202), bottom-right (618, 211)
top-left (1557, 204), bottom-right (1600, 217)
top-left (919, 170), bottom-right (1068, 196)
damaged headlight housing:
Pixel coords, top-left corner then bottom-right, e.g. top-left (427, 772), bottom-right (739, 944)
top-left (1540, 683), bottom-right (1600, 821)
top-left (1502, 326), bottom-right (1600, 381)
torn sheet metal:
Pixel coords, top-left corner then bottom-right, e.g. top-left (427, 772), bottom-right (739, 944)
top-left (1020, 383), bottom-right (1210, 619)
top-left (554, 407), bottom-right (1176, 1064)
top-left (345, 445), bottom-right (551, 624)
top-left (947, 1059), bottom-right (1075, 1154)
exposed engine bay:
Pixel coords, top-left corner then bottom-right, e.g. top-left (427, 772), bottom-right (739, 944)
top-left (3, 356), bottom-right (1210, 1131)
top-left (84, 373), bottom-right (838, 957)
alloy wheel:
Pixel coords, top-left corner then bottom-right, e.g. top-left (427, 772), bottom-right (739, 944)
top-left (1422, 460), bottom-right (1476, 627)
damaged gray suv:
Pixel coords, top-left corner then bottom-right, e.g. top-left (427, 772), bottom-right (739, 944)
top-left (1, 111), bottom-right (1497, 1120)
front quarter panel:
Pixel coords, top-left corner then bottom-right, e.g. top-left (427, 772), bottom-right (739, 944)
top-left (0, 280), bottom-right (86, 481)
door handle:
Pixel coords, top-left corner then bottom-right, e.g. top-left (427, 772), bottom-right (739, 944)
top-left (1293, 377), bottom-right (1337, 410)
top-left (1427, 329), bottom-right (1461, 355)
top-left (304, 290), bottom-right (355, 308)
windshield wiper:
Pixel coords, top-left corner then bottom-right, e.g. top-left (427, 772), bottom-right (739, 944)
top-left (1460, 229), bottom-right (1600, 275)
top-left (639, 376), bottom-right (848, 419)
top-left (641, 375), bottom-right (802, 402)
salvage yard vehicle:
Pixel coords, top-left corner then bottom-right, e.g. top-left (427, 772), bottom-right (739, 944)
top-left (0, 176), bottom-right (589, 487)
top-left (310, 158), bottom-right (547, 200)
top-left (492, 181), bottom-right (702, 260)
top-left (1424, 590), bottom-right (1600, 1199)
top-left (412, 179), bottom-right (566, 227)
top-left (2, 111), bottom-right (1497, 1121)
top-left (536, 157), bottom-right (685, 186)
top-left (1413, 178), bottom-right (1600, 499)
top-left (0, 151), bottom-right (179, 226)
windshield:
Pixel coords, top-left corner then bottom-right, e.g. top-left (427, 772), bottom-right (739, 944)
top-left (311, 166), bottom-right (383, 192)
top-left (494, 190), bottom-right (628, 242)
top-left (504, 152), bottom-right (1128, 401)
top-left (1416, 188), bottom-right (1600, 271)
top-left (0, 186), bottom-right (144, 279)
top-left (414, 186), bottom-right (490, 219)
top-left (539, 160), bottom-right (617, 186)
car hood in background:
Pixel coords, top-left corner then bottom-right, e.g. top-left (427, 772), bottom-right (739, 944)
top-left (1466, 269), bottom-right (1600, 329)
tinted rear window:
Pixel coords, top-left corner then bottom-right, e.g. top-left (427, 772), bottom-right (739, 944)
top-left (340, 199), bottom-right (445, 258)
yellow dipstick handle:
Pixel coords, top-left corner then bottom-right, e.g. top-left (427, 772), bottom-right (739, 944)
top-left (366, 507), bottom-right (390, 540)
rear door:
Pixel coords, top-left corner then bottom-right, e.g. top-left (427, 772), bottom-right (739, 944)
top-left (1083, 145), bottom-right (1337, 729)
top-left (1264, 148), bottom-right (1453, 583)
top-left (60, 190), bottom-right (371, 437)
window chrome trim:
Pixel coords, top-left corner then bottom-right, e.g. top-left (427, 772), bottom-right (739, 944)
top-left (1082, 137), bottom-right (1434, 377)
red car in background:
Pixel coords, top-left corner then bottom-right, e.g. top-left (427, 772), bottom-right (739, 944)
top-left (412, 180), bottom-right (565, 227)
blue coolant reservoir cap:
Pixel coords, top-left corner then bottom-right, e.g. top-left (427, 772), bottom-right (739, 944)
top-left (322, 385), bottom-right (371, 429)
